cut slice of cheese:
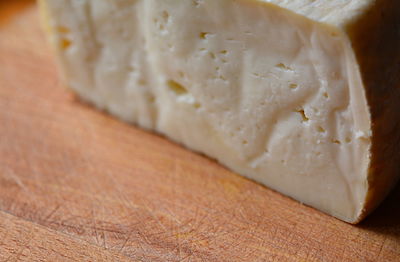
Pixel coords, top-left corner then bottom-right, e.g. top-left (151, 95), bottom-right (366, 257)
top-left (39, 0), bottom-right (400, 223)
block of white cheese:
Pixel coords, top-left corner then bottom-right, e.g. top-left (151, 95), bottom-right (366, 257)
top-left (39, 0), bottom-right (400, 223)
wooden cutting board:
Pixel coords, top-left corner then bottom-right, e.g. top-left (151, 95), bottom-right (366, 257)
top-left (0, 1), bottom-right (399, 261)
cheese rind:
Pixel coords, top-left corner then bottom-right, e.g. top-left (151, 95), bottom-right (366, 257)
top-left (39, 0), bottom-right (400, 223)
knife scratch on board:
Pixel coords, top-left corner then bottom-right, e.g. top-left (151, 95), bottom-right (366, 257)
top-left (90, 206), bottom-right (101, 246)
top-left (118, 229), bottom-right (133, 253)
top-left (100, 204), bottom-right (108, 249)
top-left (3, 166), bottom-right (28, 193)
top-left (375, 237), bottom-right (387, 261)
top-left (43, 204), bottom-right (61, 223)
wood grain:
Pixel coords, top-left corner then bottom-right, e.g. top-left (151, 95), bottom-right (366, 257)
top-left (0, 1), bottom-right (399, 261)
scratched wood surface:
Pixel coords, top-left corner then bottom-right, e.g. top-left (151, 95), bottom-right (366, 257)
top-left (0, 210), bottom-right (131, 261)
top-left (0, 1), bottom-right (399, 261)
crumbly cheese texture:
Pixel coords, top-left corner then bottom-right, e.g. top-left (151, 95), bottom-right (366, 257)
top-left (39, 0), bottom-right (400, 223)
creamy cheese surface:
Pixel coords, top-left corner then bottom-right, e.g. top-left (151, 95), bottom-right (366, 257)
top-left (260, 0), bottom-right (373, 26)
top-left (40, 0), bottom-right (400, 223)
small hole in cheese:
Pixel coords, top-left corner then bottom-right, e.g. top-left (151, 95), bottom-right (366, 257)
top-left (167, 80), bottom-right (188, 95)
top-left (148, 95), bottom-right (156, 103)
top-left (200, 32), bottom-right (209, 39)
top-left (296, 109), bottom-right (309, 122)
top-left (60, 38), bottom-right (72, 50)
top-left (57, 26), bottom-right (70, 34)
top-left (161, 11), bottom-right (170, 22)
top-left (193, 0), bottom-right (203, 7)
top-left (276, 63), bottom-right (293, 71)
top-left (138, 79), bottom-right (147, 86)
